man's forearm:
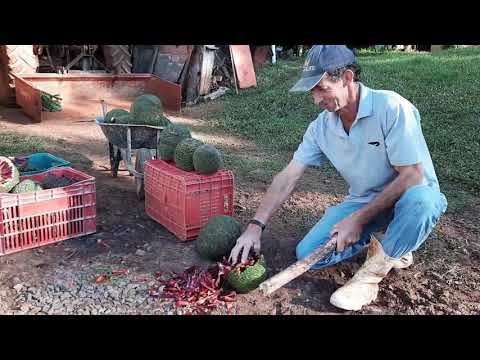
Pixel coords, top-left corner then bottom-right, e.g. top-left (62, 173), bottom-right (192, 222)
top-left (252, 172), bottom-right (298, 225)
top-left (352, 167), bottom-right (424, 226)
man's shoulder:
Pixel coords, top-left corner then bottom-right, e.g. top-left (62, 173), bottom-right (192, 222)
top-left (310, 110), bottom-right (331, 128)
top-left (369, 87), bottom-right (416, 112)
top-left (304, 111), bottom-right (334, 139)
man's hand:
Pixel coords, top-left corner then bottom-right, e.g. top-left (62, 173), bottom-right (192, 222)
top-left (228, 160), bottom-right (307, 265)
top-left (330, 215), bottom-right (364, 252)
top-left (229, 225), bottom-right (262, 265)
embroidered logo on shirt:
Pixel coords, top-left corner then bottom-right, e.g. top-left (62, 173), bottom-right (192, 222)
top-left (368, 141), bottom-right (380, 147)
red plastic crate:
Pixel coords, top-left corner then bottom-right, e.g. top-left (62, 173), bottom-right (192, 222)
top-left (0, 167), bottom-right (96, 256)
top-left (144, 160), bottom-right (234, 241)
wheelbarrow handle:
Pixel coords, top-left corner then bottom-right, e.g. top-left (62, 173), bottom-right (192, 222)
top-left (100, 100), bottom-right (107, 117)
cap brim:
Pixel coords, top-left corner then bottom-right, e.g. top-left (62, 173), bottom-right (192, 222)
top-left (289, 72), bottom-right (326, 93)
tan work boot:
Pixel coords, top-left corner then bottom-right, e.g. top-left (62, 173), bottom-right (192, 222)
top-left (329, 235), bottom-right (413, 311)
top-left (392, 252), bottom-right (413, 269)
top-left (371, 232), bottom-right (413, 269)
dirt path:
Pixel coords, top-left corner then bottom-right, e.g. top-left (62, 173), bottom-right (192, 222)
top-left (0, 103), bottom-right (479, 315)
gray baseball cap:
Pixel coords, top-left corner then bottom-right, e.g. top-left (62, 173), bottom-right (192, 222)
top-left (289, 45), bottom-right (356, 93)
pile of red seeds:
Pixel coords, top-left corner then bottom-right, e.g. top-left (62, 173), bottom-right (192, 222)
top-left (228, 255), bottom-right (261, 274)
top-left (149, 260), bottom-right (237, 315)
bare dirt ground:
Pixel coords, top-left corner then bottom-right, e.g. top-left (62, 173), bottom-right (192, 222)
top-left (0, 102), bottom-right (479, 315)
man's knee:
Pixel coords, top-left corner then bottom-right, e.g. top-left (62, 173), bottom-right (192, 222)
top-left (396, 185), bottom-right (447, 216)
top-left (383, 186), bottom-right (447, 258)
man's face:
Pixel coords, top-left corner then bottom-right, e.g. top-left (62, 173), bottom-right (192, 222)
top-left (310, 74), bottom-right (349, 112)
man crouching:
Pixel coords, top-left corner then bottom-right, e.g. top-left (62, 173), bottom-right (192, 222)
top-left (229, 45), bottom-right (448, 311)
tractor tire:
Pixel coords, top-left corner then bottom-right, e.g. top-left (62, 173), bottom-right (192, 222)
top-left (5, 45), bottom-right (39, 87)
top-left (102, 45), bottom-right (132, 74)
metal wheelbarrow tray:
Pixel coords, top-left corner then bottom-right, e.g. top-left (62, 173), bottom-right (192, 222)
top-left (96, 116), bottom-right (164, 150)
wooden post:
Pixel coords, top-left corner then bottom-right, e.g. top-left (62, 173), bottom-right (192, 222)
top-left (125, 127), bottom-right (133, 176)
top-left (199, 46), bottom-right (216, 96)
top-left (229, 46), bottom-right (239, 94)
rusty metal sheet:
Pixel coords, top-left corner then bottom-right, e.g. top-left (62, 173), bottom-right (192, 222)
top-left (14, 73), bottom-right (181, 122)
top-left (229, 45), bottom-right (257, 89)
top-left (22, 73), bottom-right (152, 82)
top-left (132, 46), bottom-right (158, 73)
top-left (155, 46), bottom-right (194, 83)
top-left (157, 45), bottom-right (190, 57)
top-left (13, 74), bottom-right (42, 123)
top-left (133, 45), bottom-right (194, 84)
top-left (146, 75), bottom-right (182, 113)
top-left (153, 54), bottom-right (186, 83)
top-left (21, 74), bottom-right (153, 108)
top-left (253, 46), bottom-right (271, 65)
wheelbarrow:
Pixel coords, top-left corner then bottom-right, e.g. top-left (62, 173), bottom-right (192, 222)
top-left (95, 101), bottom-right (166, 200)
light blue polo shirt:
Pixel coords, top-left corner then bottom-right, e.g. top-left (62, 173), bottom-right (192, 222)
top-left (293, 83), bottom-right (440, 203)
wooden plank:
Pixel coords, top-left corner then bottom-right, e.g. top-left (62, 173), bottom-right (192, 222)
top-left (229, 46), bottom-right (239, 94)
top-left (178, 46), bottom-right (194, 88)
top-left (12, 74), bottom-right (42, 123)
top-left (0, 45), bottom-right (14, 106)
top-left (229, 45), bottom-right (257, 89)
top-left (199, 46), bottom-right (216, 96)
top-left (184, 46), bottom-right (202, 103)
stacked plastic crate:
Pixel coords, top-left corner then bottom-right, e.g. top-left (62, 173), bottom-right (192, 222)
top-left (0, 153), bottom-right (96, 256)
top-left (144, 160), bottom-right (234, 241)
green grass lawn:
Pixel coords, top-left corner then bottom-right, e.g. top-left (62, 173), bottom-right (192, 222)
top-left (0, 132), bottom-right (46, 156)
top-left (211, 47), bottom-right (480, 194)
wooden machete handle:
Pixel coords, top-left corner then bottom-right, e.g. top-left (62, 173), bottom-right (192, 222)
top-left (258, 234), bottom-right (338, 296)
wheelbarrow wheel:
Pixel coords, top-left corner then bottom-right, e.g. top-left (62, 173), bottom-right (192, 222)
top-left (135, 148), bottom-right (154, 200)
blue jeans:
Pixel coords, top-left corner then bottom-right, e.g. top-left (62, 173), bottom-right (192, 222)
top-left (296, 185), bottom-right (448, 269)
